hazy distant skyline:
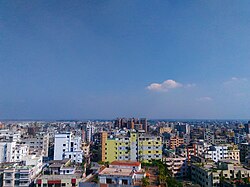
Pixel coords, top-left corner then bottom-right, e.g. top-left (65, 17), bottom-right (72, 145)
top-left (1, 1), bottom-right (250, 119)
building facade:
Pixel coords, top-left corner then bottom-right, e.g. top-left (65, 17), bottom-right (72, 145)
top-left (54, 133), bottom-right (83, 163)
top-left (101, 131), bottom-right (162, 163)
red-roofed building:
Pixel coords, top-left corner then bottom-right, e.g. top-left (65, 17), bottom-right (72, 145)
top-left (98, 160), bottom-right (145, 185)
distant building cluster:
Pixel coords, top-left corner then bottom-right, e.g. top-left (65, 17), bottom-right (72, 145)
top-left (0, 119), bottom-right (249, 186)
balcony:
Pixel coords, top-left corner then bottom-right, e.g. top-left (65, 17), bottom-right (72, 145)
top-left (19, 175), bottom-right (29, 179)
top-left (19, 182), bottom-right (30, 187)
top-left (4, 175), bottom-right (13, 179)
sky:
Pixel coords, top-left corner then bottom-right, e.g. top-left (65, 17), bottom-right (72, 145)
top-left (1, 0), bottom-right (250, 120)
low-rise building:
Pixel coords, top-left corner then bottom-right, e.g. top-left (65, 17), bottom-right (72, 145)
top-left (99, 160), bottom-right (145, 185)
top-left (191, 160), bottom-right (250, 187)
top-left (2, 155), bottom-right (43, 187)
top-left (99, 167), bottom-right (135, 185)
top-left (34, 159), bottom-right (82, 187)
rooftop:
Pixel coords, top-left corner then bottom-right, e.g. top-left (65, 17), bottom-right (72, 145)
top-left (110, 160), bottom-right (141, 167)
top-left (99, 168), bottom-right (133, 177)
top-left (37, 173), bottom-right (82, 180)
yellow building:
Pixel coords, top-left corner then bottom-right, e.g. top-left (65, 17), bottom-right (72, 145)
top-left (101, 131), bottom-right (162, 163)
top-left (159, 127), bottom-right (172, 134)
top-left (228, 144), bottom-right (240, 162)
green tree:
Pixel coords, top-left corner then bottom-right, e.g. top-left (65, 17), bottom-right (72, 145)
top-left (142, 177), bottom-right (150, 187)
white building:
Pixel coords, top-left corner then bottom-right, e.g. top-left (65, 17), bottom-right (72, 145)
top-left (99, 160), bottom-right (144, 185)
top-left (191, 160), bottom-right (250, 187)
top-left (13, 144), bottom-right (29, 162)
top-left (205, 145), bottom-right (228, 162)
top-left (54, 133), bottom-right (83, 163)
top-left (84, 122), bottom-right (95, 143)
top-left (0, 141), bottom-right (29, 163)
top-left (22, 133), bottom-right (49, 156)
top-left (0, 129), bottom-right (21, 142)
top-left (3, 155), bottom-right (43, 187)
top-left (162, 156), bottom-right (188, 177)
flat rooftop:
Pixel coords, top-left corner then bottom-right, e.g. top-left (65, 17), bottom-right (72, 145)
top-left (99, 168), bottom-right (133, 177)
top-left (38, 173), bottom-right (82, 180)
top-left (110, 160), bottom-right (140, 167)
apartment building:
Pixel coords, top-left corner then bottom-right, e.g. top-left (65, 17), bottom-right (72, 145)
top-left (34, 159), bottom-right (82, 187)
top-left (176, 144), bottom-right (195, 161)
top-left (169, 136), bottom-right (184, 149)
top-left (84, 122), bottom-right (96, 143)
top-left (158, 127), bottom-right (172, 134)
top-left (2, 155), bottom-right (43, 187)
top-left (191, 160), bottom-right (250, 187)
top-left (21, 133), bottom-right (49, 156)
top-left (192, 140), bottom-right (210, 157)
top-left (162, 156), bottom-right (188, 178)
top-left (227, 145), bottom-right (240, 162)
top-left (99, 161), bottom-right (145, 185)
top-left (0, 141), bottom-right (29, 163)
top-left (0, 129), bottom-right (21, 142)
top-left (204, 145), bottom-right (228, 162)
top-left (238, 143), bottom-right (250, 163)
top-left (54, 133), bottom-right (83, 163)
top-left (204, 130), bottom-right (215, 145)
top-left (101, 131), bottom-right (162, 163)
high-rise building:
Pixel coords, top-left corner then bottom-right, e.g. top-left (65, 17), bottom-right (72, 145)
top-left (169, 136), bottom-right (184, 149)
top-left (114, 118), bottom-right (148, 132)
top-left (83, 122), bottom-right (95, 143)
top-left (204, 130), bottom-right (215, 144)
top-left (204, 145), bottom-right (228, 162)
top-left (54, 133), bottom-right (83, 163)
top-left (245, 121), bottom-right (250, 134)
top-left (101, 131), bottom-right (162, 163)
top-left (175, 123), bottom-right (190, 135)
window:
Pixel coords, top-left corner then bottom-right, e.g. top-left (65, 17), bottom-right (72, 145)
top-left (63, 144), bottom-right (66, 146)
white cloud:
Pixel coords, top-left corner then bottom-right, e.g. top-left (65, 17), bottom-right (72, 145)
top-left (197, 97), bottom-right (213, 102)
top-left (186, 83), bottom-right (196, 88)
top-left (147, 79), bottom-right (184, 92)
top-left (224, 77), bottom-right (248, 85)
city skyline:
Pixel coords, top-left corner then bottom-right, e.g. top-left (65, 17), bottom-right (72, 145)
top-left (1, 1), bottom-right (250, 119)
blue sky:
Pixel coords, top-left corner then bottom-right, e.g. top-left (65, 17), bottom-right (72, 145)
top-left (1, 0), bottom-right (250, 119)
